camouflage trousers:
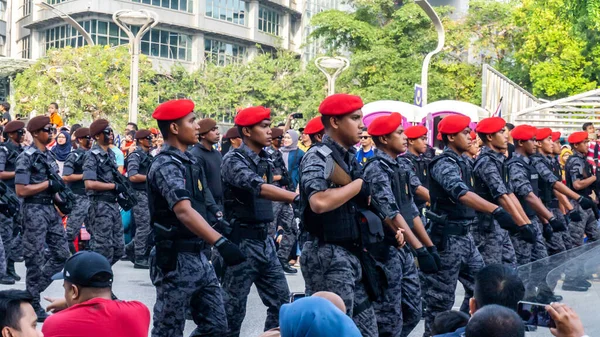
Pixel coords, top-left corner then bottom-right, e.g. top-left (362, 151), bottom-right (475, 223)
top-left (132, 191), bottom-right (151, 258)
top-left (472, 214), bottom-right (517, 268)
top-left (88, 200), bottom-right (124, 265)
top-left (150, 247), bottom-right (227, 337)
top-left (373, 245), bottom-right (422, 337)
top-left (568, 200), bottom-right (600, 247)
top-left (214, 236), bottom-right (290, 337)
top-left (544, 207), bottom-right (571, 255)
top-left (65, 194), bottom-right (90, 241)
top-left (0, 212), bottom-right (17, 262)
top-left (22, 203), bottom-right (69, 305)
top-left (302, 239), bottom-right (378, 337)
top-left (423, 228), bottom-right (485, 337)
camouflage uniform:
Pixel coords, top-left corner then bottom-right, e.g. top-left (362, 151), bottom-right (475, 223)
top-left (63, 148), bottom-right (90, 242)
top-left (0, 140), bottom-right (23, 263)
top-left (300, 135), bottom-right (378, 337)
top-left (364, 149), bottom-right (422, 337)
top-left (126, 146), bottom-right (152, 259)
top-left (424, 148), bottom-right (485, 337)
top-left (15, 147), bottom-right (69, 308)
top-left (507, 152), bottom-right (549, 265)
top-left (472, 146), bottom-right (517, 267)
top-left (565, 151), bottom-right (600, 246)
top-left (218, 143), bottom-right (290, 336)
top-left (531, 154), bottom-right (570, 255)
top-left (402, 152), bottom-right (430, 226)
top-left (83, 144), bottom-right (124, 265)
top-left (148, 144), bottom-right (227, 337)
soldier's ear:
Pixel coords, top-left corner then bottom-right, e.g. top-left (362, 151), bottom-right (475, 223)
top-left (169, 122), bottom-right (179, 136)
top-left (242, 126), bottom-right (252, 138)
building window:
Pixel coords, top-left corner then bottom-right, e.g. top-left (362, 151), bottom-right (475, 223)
top-left (20, 36), bottom-right (31, 59)
top-left (205, 0), bottom-right (247, 25)
top-left (204, 39), bottom-right (246, 66)
top-left (46, 0), bottom-right (69, 4)
top-left (131, 0), bottom-right (193, 13)
top-left (258, 6), bottom-right (281, 35)
top-left (21, 0), bottom-right (32, 17)
top-left (44, 20), bottom-right (192, 61)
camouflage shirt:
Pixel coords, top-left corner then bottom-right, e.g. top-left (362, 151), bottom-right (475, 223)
top-left (62, 148), bottom-right (87, 176)
top-left (567, 151), bottom-right (588, 184)
top-left (531, 154), bottom-right (558, 185)
top-left (430, 148), bottom-right (471, 202)
top-left (507, 152), bottom-right (534, 197)
top-left (15, 146), bottom-right (58, 197)
top-left (221, 143), bottom-right (269, 197)
top-left (473, 146), bottom-right (511, 199)
top-left (82, 143), bottom-right (118, 197)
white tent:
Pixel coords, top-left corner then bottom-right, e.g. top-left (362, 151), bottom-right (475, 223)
top-left (419, 100), bottom-right (488, 123)
top-left (362, 100), bottom-right (423, 126)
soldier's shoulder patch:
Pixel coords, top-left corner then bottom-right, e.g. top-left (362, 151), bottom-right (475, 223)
top-left (316, 145), bottom-right (332, 159)
top-left (91, 148), bottom-right (101, 155)
top-left (24, 147), bottom-right (36, 155)
top-left (169, 155), bottom-right (182, 165)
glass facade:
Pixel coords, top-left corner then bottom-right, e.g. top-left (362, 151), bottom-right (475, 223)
top-left (205, 0), bottom-right (247, 25)
top-left (258, 6), bottom-right (281, 35)
top-left (131, 0), bottom-right (193, 13)
top-left (204, 38), bottom-right (246, 65)
top-left (47, 0), bottom-right (69, 4)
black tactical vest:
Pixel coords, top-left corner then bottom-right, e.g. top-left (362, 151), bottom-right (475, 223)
top-left (127, 149), bottom-right (152, 191)
top-left (551, 156), bottom-right (562, 180)
top-left (507, 155), bottom-right (539, 217)
top-left (473, 151), bottom-right (509, 203)
top-left (150, 153), bottom-right (208, 241)
top-left (406, 153), bottom-right (429, 208)
top-left (428, 151), bottom-right (476, 221)
top-left (0, 141), bottom-right (22, 190)
top-left (223, 149), bottom-right (274, 224)
top-left (531, 154), bottom-right (554, 206)
top-left (301, 143), bottom-right (363, 244)
top-left (67, 149), bottom-right (87, 194)
top-left (365, 157), bottom-right (415, 223)
top-left (565, 155), bottom-right (593, 197)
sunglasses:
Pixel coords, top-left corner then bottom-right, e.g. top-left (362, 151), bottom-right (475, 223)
top-left (360, 136), bottom-right (371, 140)
top-left (81, 136), bottom-right (91, 140)
top-left (41, 127), bottom-right (57, 133)
top-left (102, 128), bottom-right (114, 135)
top-left (275, 136), bottom-right (283, 140)
top-left (16, 129), bottom-right (25, 135)
top-left (145, 136), bottom-right (153, 141)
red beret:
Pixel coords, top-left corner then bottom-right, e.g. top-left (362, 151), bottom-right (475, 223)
top-left (4, 121), bottom-right (25, 133)
top-left (568, 131), bottom-right (588, 144)
top-left (367, 113), bottom-right (402, 137)
top-left (511, 125), bottom-right (537, 141)
top-left (436, 132), bottom-right (442, 141)
top-left (535, 128), bottom-right (552, 141)
top-left (438, 115), bottom-right (471, 135)
top-left (475, 117), bottom-right (506, 134)
top-left (152, 99), bottom-right (195, 121)
top-left (234, 106), bottom-right (270, 127)
top-left (304, 117), bottom-right (324, 135)
top-left (551, 132), bottom-right (561, 142)
top-left (27, 116), bottom-right (51, 133)
top-left (150, 127), bottom-right (159, 135)
top-left (470, 131), bottom-right (476, 140)
top-left (318, 94), bottom-right (364, 116)
top-left (405, 125), bottom-right (427, 139)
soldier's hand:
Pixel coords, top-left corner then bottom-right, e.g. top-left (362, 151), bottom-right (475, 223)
top-left (542, 223), bottom-right (554, 241)
top-left (567, 209), bottom-right (582, 222)
top-left (577, 196), bottom-right (594, 210)
top-left (517, 224), bottom-right (536, 243)
top-left (416, 247), bottom-right (438, 274)
top-left (492, 207), bottom-right (519, 233)
top-left (426, 245), bottom-right (442, 270)
top-left (395, 229), bottom-right (405, 248)
top-left (215, 237), bottom-right (246, 266)
top-left (549, 217), bottom-right (567, 232)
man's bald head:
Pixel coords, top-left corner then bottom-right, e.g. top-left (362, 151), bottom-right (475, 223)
top-left (466, 304), bottom-right (525, 337)
top-left (312, 291), bottom-right (346, 313)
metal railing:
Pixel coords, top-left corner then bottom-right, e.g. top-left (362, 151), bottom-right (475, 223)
top-left (481, 64), bottom-right (540, 120)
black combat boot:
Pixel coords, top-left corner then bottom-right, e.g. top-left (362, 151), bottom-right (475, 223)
top-left (134, 256), bottom-right (149, 269)
top-left (6, 260), bottom-right (20, 281)
top-left (279, 257), bottom-right (297, 274)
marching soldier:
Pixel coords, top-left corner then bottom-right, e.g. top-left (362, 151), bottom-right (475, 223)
top-left (424, 115), bottom-right (519, 336)
top-left (83, 119), bottom-right (126, 265)
top-left (126, 129), bottom-right (154, 269)
top-left (403, 125), bottom-right (431, 224)
top-left (364, 113), bottom-right (437, 337)
top-left (299, 94), bottom-right (378, 336)
top-left (219, 106), bottom-right (297, 336)
top-left (303, 117), bottom-right (325, 145)
top-left (0, 120), bottom-right (26, 283)
top-left (63, 127), bottom-right (92, 253)
top-left (148, 99), bottom-right (245, 336)
top-left (15, 116), bottom-right (70, 321)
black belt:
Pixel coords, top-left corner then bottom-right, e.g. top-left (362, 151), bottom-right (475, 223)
top-left (24, 196), bottom-right (53, 205)
top-left (238, 226), bottom-right (268, 241)
top-left (91, 195), bottom-right (117, 203)
top-left (439, 223), bottom-right (470, 236)
top-left (174, 240), bottom-right (206, 253)
top-left (72, 190), bottom-right (86, 196)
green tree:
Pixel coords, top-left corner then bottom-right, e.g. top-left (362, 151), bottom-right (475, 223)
top-left (14, 45), bottom-right (158, 130)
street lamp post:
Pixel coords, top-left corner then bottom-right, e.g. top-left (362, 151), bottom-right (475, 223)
top-left (315, 56), bottom-right (350, 96)
top-left (35, 1), bottom-right (95, 46)
top-left (113, 10), bottom-right (158, 125)
top-left (415, 0), bottom-right (445, 106)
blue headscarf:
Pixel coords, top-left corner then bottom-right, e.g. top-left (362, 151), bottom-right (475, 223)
top-left (279, 297), bottom-right (362, 337)
top-left (52, 130), bottom-right (72, 161)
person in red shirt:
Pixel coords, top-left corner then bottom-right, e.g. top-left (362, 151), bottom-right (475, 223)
top-left (41, 251), bottom-right (150, 337)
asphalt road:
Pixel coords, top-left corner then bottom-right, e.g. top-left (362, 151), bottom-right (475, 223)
top-left (3, 261), bottom-right (598, 337)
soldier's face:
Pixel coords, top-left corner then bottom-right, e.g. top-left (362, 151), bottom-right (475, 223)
top-left (245, 120), bottom-right (272, 147)
top-left (177, 113), bottom-right (200, 146)
top-left (553, 141), bottom-right (561, 155)
top-left (521, 139), bottom-right (536, 155)
top-left (410, 136), bottom-right (428, 154)
top-left (489, 128), bottom-right (508, 150)
top-left (451, 128), bottom-right (471, 152)
top-left (36, 124), bottom-right (54, 145)
top-left (574, 140), bottom-right (589, 155)
top-left (539, 136), bottom-right (553, 154)
top-left (331, 110), bottom-right (364, 147)
top-left (203, 127), bottom-right (220, 145)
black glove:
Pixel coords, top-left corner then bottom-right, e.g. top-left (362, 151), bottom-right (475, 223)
top-left (426, 246), bottom-right (442, 270)
top-left (292, 194), bottom-right (301, 218)
top-left (542, 223), bottom-right (553, 241)
top-left (567, 209), bottom-right (582, 222)
top-left (115, 183), bottom-right (127, 194)
top-left (548, 217), bottom-right (566, 232)
top-left (48, 179), bottom-right (63, 193)
top-left (493, 207), bottom-right (519, 233)
top-left (416, 247), bottom-right (438, 274)
top-left (215, 237), bottom-right (246, 266)
top-left (577, 196), bottom-right (594, 210)
top-left (517, 224), bottom-right (535, 243)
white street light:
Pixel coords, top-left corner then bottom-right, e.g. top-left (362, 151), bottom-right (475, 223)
top-left (415, 0), bottom-right (445, 106)
top-left (35, 1), bottom-right (95, 46)
top-left (113, 10), bottom-right (158, 125)
top-left (315, 56), bottom-right (350, 96)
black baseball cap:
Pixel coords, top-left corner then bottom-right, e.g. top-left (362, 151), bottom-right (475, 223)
top-left (52, 251), bottom-right (113, 288)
